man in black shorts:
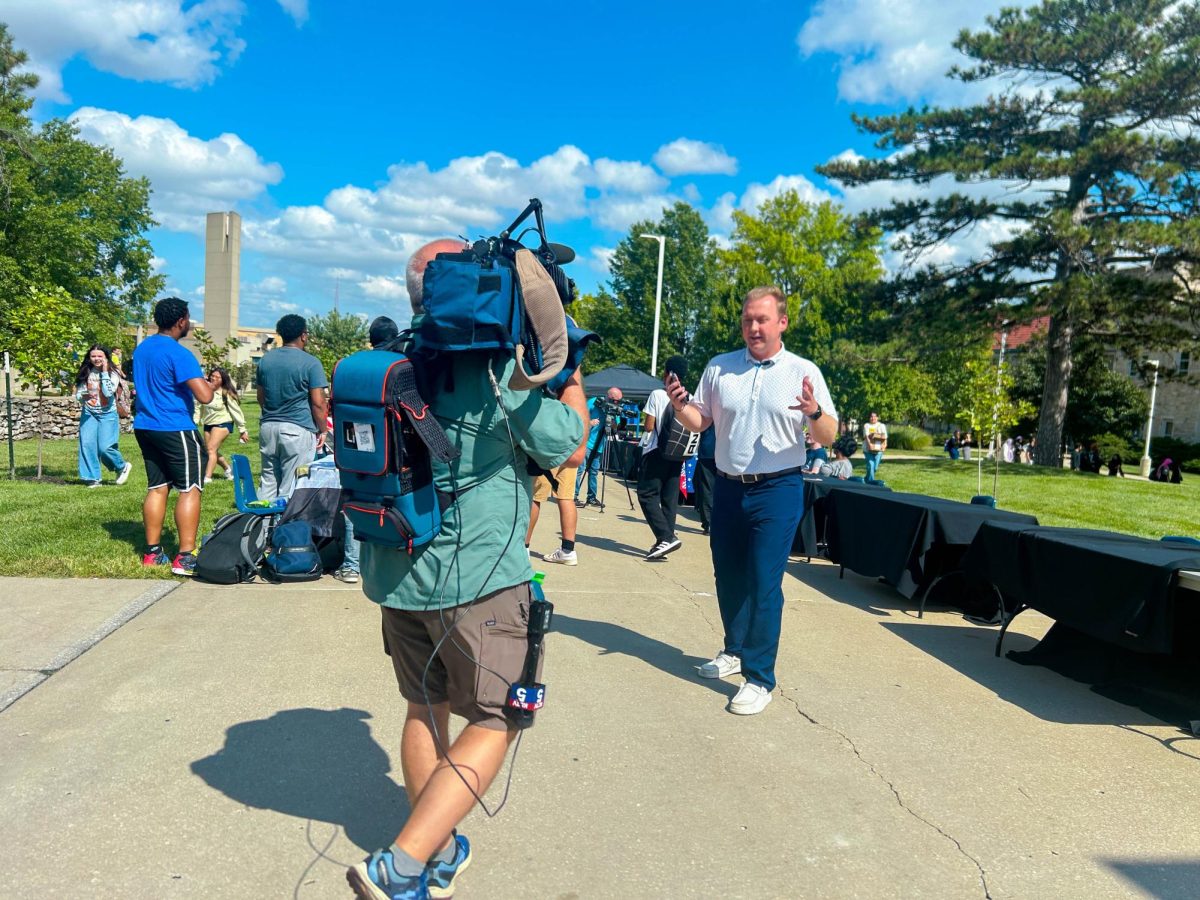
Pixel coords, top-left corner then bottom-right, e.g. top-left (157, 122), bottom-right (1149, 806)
top-left (132, 298), bottom-right (215, 575)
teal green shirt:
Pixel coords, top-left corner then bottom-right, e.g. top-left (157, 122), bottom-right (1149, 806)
top-left (361, 351), bottom-right (582, 610)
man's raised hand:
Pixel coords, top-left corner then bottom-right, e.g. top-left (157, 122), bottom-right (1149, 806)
top-left (788, 376), bottom-right (819, 416)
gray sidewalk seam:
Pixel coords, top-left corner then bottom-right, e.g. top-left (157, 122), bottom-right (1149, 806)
top-left (0, 580), bottom-right (181, 713)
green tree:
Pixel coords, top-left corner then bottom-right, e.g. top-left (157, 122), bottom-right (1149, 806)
top-left (713, 194), bottom-right (885, 365)
top-left (1009, 336), bottom-right (1148, 442)
top-left (0, 23), bottom-right (36, 199)
top-left (818, 0), bottom-right (1200, 466)
top-left (823, 339), bottom-right (940, 426)
top-left (191, 327), bottom-right (241, 372)
top-left (6, 285), bottom-right (84, 478)
top-left (574, 202), bottom-right (720, 376)
top-left (1, 118), bottom-right (163, 335)
top-left (307, 309), bottom-right (368, 375)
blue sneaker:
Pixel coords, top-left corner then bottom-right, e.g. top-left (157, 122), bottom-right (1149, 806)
top-left (427, 833), bottom-right (472, 899)
top-left (347, 849), bottom-right (430, 900)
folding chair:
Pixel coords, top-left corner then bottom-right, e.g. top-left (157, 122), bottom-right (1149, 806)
top-left (970, 495), bottom-right (997, 508)
top-left (230, 454), bottom-right (287, 517)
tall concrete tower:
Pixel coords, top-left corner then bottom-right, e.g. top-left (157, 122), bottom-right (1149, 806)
top-left (204, 211), bottom-right (241, 344)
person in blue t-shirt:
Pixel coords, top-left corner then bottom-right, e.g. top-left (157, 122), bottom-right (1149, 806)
top-left (574, 387), bottom-right (622, 507)
top-left (132, 297), bottom-right (215, 575)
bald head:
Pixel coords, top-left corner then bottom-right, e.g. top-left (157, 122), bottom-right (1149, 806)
top-left (606, 387), bottom-right (623, 402)
top-left (406, 239), bottom-right (469, 314)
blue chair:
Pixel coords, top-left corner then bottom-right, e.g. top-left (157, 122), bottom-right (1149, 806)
top-left (970, 495), bottom-right (997, 508)
top-left (231, 454), bottom-right (286, 516)
top-left (847, 475), bottom-right (865, 483)
top-left (1161, 535), bottom-right (1200, 547)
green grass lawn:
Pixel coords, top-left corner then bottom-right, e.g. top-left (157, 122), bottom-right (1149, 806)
top-left (1, 403), bottom-right (1196, 578)
top-left (873, 456), bottom-right (1199, 538)
top-left (0, 399), bottom-right (268, 579)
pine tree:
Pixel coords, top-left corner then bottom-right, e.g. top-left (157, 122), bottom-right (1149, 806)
top-left (818, 0), bottom-right (1200, 465)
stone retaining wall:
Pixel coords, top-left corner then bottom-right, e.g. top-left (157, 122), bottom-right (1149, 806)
top-left (0, 396), bottom-right (133, 441)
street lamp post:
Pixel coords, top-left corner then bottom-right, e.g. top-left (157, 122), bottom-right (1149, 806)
top-left (640, 233), bottom-right (666, 376)
top-left (1138, 359), bottom-right (1160, 477)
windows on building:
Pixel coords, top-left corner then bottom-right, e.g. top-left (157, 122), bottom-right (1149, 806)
top-left (1179, 351), bottom-right (1190, 376)
top-left (1163, 420), bottom-right (1174, 437)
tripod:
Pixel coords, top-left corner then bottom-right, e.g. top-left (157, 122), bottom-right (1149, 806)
top-left (579, 420), bottom-right (634, 513)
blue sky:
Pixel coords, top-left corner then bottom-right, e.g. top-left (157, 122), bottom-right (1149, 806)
top-left (6, 0), bottom-right (1025, 327)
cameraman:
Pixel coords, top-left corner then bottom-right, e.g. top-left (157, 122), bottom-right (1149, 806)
top-left (575, 387), bottom-right (623, 507)
top-left (350, 239), bottom-right (585, 900)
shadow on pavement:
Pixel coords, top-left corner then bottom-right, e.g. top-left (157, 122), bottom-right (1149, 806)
top-left (191, 707), bottom-right (409, 851)
top-left (1102, 858), bottom-right (1200, 899)
top-left (573, 533), bottom-right (651, 559)
top-left (879, 621), bottom-right (1195, 728)
top-left (553, 612), bottom-right (735, 698)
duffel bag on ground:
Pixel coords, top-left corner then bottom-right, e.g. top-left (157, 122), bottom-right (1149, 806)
top-left (195, 512), bottom-right (270, 584)
top-left (264, 520), bottom-right (323, 583)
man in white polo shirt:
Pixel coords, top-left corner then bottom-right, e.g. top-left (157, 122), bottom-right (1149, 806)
top-left (665, 285), bottom-right (837, 715)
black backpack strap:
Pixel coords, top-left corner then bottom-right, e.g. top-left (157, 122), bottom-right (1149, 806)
top-left (389, 362), bottom-right (460, 463)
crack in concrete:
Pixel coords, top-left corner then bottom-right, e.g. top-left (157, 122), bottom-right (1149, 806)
top-left (777, 686), bottom-right (993, 900)
top-left (647, 565), bottom-right (724, 639)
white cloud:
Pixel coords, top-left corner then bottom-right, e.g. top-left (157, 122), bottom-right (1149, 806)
top-left (254, 276), bottom-right (287, 294)
top-left (358, 275), bottom-right (407, 300)
top-left (5, 0), bottom-right (247, 102)
top-left (797, 0), bottom-right (1035, 104)
top-left (69, 107), bottom-right (283, 231)
top-left (150, 256), bottom-right (167, 271)
top-left (587, 246), bottom-right (616, 276)
top-left (591, 194), bottom-right (675, 232)
top-left (276, 0), bottom-right (308, 25)
top-left (653, 138), bottom-right (738, 176)
top-left (593, 159), bottom-right (668, 194)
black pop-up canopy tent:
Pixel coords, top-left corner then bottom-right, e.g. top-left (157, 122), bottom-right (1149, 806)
top-left (583, 364), bottom-right (662, 402)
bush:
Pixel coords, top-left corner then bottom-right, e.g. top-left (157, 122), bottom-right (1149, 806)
top-left (1092, 433), bottom-right (1141, 465)
top-left (1149, 436), bottom-right (1200, 465)
top-left (1182, 458), bottom-right (1200, 475)
top-left (886, 425), bottom-right (933, 450)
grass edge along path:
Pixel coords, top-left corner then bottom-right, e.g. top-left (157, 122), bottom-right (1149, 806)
top-left (0, 416), bottom-right (1196, 578)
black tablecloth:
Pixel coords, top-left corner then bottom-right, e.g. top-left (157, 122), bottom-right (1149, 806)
top-left (824, 490), bottom-right (1039, 599)
top-left (961, 522), bottom-right (1200, 654)
top-left (792, 477), bottom-right (892, 557)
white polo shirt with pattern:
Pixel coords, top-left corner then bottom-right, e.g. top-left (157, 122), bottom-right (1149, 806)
top-left (690, 344), bottom-right (837, 477)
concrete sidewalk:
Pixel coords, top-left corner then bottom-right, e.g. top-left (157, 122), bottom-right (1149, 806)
top-left (1, 499), bottom-right (1198, 899)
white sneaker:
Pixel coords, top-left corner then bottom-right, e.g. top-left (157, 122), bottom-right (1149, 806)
top-left (203, 476), bottom-right (214, 485)
top-left (644, 538), bottom-right (682, 560)
top-left (543, 547), bottom-right (578, 566)
top-left (115, 461), bottom-right (133, 485)
top-left (224, 467), bottom-right (235, 480)
top-left (698, 652), bottom-right (741, 679)
top-left (728, 682), bottom-right (772, 716)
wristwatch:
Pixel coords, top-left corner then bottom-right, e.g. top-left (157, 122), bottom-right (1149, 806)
top-left (809, 404), bottom-right (823, 420)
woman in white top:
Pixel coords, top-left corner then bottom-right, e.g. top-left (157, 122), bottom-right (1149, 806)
top-left (193, 367), bottom-right (249, 483)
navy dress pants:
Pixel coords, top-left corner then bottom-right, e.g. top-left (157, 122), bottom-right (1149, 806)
top-left (709, 472), bottom-right (806, 691)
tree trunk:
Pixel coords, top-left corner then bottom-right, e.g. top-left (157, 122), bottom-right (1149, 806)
top-left (1035, 172), bottom-right (1089, 468)
top-left (1035, 314), bottom-right (1073, 466)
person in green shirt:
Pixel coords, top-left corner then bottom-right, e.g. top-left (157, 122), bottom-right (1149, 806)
top-left (350, 239), bottom-right (585, 900)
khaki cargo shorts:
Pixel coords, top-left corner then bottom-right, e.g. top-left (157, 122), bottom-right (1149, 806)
top-left (532, 463), bottom-right (579, 503)
top-left (380, 583), bottom-right (538, 731)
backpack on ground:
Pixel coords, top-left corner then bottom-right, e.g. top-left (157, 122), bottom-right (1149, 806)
top-left (195, 512), bottom-right (270, 584)
top-left (263, 520), bottom-right (323, 582)
top-left (657, 406), bottom-right (700, 462)
top-left (331, 349), bottom-right (460, 552)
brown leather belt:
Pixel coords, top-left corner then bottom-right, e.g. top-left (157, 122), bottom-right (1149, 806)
top-left (716, 466), bottom-right (806, 484)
